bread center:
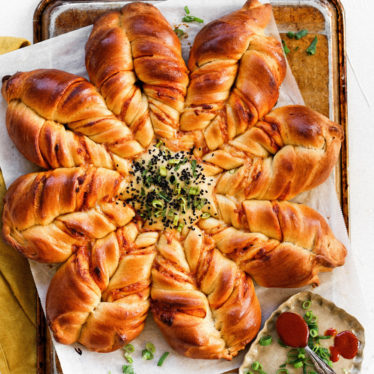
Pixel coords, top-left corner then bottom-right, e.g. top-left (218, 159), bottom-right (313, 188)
top-left (123, 144), bottom-right (216, 230)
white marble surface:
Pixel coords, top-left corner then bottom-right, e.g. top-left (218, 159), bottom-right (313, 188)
top-left (1, 0), bottom-right (373, 372)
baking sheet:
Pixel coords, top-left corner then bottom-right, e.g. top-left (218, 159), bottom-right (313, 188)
top-left (0, 1), bottom-right (365, 373)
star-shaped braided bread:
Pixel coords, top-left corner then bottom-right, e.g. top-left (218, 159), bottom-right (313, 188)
top-left (1, 0), bottom-right (346, 359)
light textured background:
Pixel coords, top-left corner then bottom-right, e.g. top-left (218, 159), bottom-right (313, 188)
top-left (0, 0), bottom-right (373, 372)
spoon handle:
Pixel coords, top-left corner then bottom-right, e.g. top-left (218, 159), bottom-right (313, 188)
top-left (305, 346), bottom-right (336, 374)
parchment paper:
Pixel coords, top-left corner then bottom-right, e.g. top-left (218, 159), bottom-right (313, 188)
top-left (0, 1), bottom-right (366, 373)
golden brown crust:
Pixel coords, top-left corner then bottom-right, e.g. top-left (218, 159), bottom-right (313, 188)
top-left (2, 167), bottom-right (133, 263)
top-left (47, 224), bottom-right (157, 352)
top-left (181, 0), bottom-right (286, 153)
top-left (210, 105), bottom-right (343, 200)
top-left (2, 69), bottom-right (142, 174)
top-left (85, 2), bottom-right (188, 141)
top-left (200, 198), bottom-right (347, 288)
top-left (151, 229), bottom-right (261, 359)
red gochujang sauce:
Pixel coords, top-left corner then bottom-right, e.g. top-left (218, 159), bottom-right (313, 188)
top-left (329, 330), bottom-right (359, 362)
top-left (276, 312), bottom-right (309, 347)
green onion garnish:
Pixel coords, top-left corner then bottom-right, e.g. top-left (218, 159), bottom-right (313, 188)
top-left (191, 159), bottom-right (197, 177)
top-left (276, 369), bottom-right (289, 374)
top-left (168, 159), bottom-right (179, 164)
top-left (177, 223), bottom-right (185, 232)
top-left (251, 362), bottom-right (262, 370)
top-left (182, 15), bottom-right (204, 23)
top-left (159, 166), bottom-right (167, 176)
top-left (184, 5), bottom-right (190, 14)
top-left (229, 168), bottom-right (237, 174)
top-left (295, 29), bottom-right (308, 39)
top-left (145, 342), bottom-right (155, 354)
top-left (156, 140), bottom-right (164, 148)
top-left (123, 344), bottom-right (135, 353)
top-left (201, 212), bottom-right (210, 219)
top-left (287, 31), bottom-right (295, 38)
top-left (310, 328), bottom-right (318, 338)
top-left (259, 336), bottom-right (272, 346)
top-left (293, 361), bottom-right (303, 368)
top-left (302, 300), bottom-right (311, 310)
top-left (122, 365), bottom-right (135, 374)
top-left (157, 351), bottom-right (170, 367)
top-left (173, 214), bottom-right (179, 226)
top-left (142, 349), bottom-right (154, 360)
top-left (306, 36), bottom-right (318, 55)
top-left (282, 39), bottom-right (290, 55)
top-left (123, 352), bottom-right (133, 363)
top-left (174, 28), bottom-right (185, 38)
top-left (152, 199), bottom-right (164, 209)
top-left (188, 186), bottom-right (199, 195)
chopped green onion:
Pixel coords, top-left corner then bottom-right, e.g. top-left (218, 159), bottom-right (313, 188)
top-left (201, 212), bottom-right (210, 219)
top-left (156, 140), bottom-right (164, 148)
top-left (173, 214), bottom-right (179, 226)
top-left (318, 335), bottom-right (332, 340)
top-left (174, 28), bottom-right (185, 38)
top-left (184, 5), bottom-right (190, 14)
top-left (287, 31), bottom-right (295, 38)
top-left (168, 159), bottom-right (179, 164)
top-left (282, 39), bottom-right (290, 55)
top-left (259, 336), bottom-right (272, 346)
top-left (157, 191), bottom-right (171, 202)
top-left (182, 15), bottom-right (204, 23)
top-left (306, 36), bottom-right (318, 55)
top-left (123, 344), bottom-right (135, 353)
top-left (123, 352), bottom-right (133, 363)
top-left (229, 168), bottom-right (237, 174)
top-left (304, 311), bottom-right (313, 321)
top-left (293, 361), bottom-right (303, 368)
top-left (154, 210), bottom-right (163, 217)
top-left (142, 349), bottom-right (154, 360)
top-left (191, 159), bottom-right (197, 177)
top-left (145, 342), bottom-right (155, 354)
top-left (276, 369), bottom-right (289, 374)
top-left (152, 199), bottom-right (164, 209)
top-left (177, 223), bottom-right (184, 232)
top-left (302, 300), bottom-right (311, 310)
top-left (122, 365), bottom-right (135, 374)
top-left (295, 29), bottom-right (308, 39)
top-left (157, 351), bottom-right (170, 366)
top-left (298, 352), bottom-right (306, 359)
top-left (310, 328), bottom-right (318, 338)
top-left (159, 166), bottom-right (167, 176)
top-left (251, 361), bottom-right (262, 370)
top-left (188, 186), bottom-right (199, 195)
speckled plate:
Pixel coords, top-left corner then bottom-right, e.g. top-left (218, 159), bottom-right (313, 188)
top-left (239, 292), bottom-right (365, 374)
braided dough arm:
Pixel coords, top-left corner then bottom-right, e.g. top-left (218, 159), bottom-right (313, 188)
top-left (205, 105), bottom-right (344, 200)
top-left (200, 197), bottom-right (347, 288)
top-left (85, 3), bottom-right (188, 141)
top-left (2, 167), bottom-right (134, 263)
top-left (1, 70), bottom-right (143, 173)
top-left (151, 229), bottom-right (260, 359)
top-left (181, 0), bottom-right (286, 152)
top-left (47, 223), bottom-right (157, 352)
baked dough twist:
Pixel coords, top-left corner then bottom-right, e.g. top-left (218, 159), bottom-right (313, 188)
top-left (181, 0), bottom-right (286, 153)
top-left (1, 1), bottom-right (346, 358)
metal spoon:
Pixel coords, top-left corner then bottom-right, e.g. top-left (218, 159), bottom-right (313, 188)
top-left (304, 345), bottom-right (336, 374)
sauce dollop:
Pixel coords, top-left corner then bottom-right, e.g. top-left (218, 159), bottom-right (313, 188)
top-left (276, 312), bottom-right (309, 347)
top-left (329, 331), bottom-right (359, 361)
top-left (324, 328), bottom-right (337, 337)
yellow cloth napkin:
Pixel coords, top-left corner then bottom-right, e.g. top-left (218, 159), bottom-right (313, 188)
top-left (0, 37), bottom-right (30, 55)
top-left (0, 37), bottom-right (36, 374)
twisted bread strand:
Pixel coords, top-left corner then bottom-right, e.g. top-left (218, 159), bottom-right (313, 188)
top-left (86, 2), bottom-right (189, 141)
top-left (204, 105), bottom-right (343, 200)
top-left (2, 69), bottom-right (143, 173)
top-left (199, 198), bottom-right (346, 288)
top-left (181, 0), bottom-right (286, 152)
top-left (47, 223), bottom-right (157, 352)
top-left (151, 229), bottom-right (260, 359)
top-left (2, 167), bottom-right (133, 263)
